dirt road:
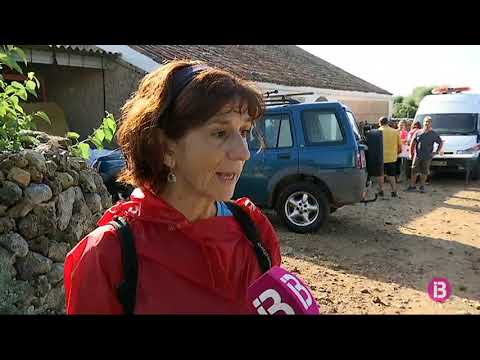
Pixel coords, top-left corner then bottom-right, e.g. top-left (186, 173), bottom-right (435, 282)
top-left (270, 174), bottom-right (480, 314)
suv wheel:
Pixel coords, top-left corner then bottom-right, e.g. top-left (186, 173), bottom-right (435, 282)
top-left (276, 181), bottom-right (329, 233)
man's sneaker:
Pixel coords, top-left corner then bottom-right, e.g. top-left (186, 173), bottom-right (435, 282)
top-left (406, 185), bottom-right (417, 192)
top-left (419, 186), bottom-right (426, 193)
top-left (377, 190), bottom-right (384, 198)
top-left (391, 192), bottom-right (398, 198)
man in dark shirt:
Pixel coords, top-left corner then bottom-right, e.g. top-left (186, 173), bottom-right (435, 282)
top-left (406, 116), bottom-right (443, 193)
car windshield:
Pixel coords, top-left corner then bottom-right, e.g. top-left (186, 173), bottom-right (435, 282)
top-left (414, 113), bottom-right (478, 135)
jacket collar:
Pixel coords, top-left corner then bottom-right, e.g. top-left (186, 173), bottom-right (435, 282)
top-left (97, 187), bottom-right (189, 227)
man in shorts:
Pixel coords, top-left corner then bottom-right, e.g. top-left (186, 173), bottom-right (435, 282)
top-left (406, 116), bottom-right (444, 193)
top-left (377, 116), bottom-right (402, 198)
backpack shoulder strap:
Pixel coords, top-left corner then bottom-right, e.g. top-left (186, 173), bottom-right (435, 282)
top-left (225, 201), bottom-right (272, 273)
top-left (110, 216), bottom-right (138, 315)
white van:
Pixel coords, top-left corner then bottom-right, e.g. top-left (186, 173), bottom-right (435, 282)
top-left (414, 92), bottom-right (480, 181)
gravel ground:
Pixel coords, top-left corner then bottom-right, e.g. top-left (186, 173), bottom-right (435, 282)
top-left (268, 173), bottom-right (480, 314)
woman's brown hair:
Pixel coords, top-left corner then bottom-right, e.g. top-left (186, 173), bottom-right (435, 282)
top-left (117, 59), bottom-right (265, 195)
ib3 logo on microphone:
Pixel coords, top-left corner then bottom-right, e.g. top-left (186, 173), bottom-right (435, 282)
top-left (252, 273), bottom-right (314, 315)
top-left (252, 289), bottom-right (295, 315)
top-left (427, 277), bottom-right (452, 303)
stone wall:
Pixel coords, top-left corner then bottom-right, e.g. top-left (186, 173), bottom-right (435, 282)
top-left (0, 134), bottom-right (112, 314)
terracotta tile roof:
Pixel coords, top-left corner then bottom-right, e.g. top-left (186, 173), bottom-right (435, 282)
top-left (128, 45), bottom-right (391, 95)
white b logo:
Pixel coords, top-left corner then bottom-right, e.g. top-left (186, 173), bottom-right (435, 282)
top-left (428, 277), bottom-right (452, 303)
top-left (433, 281), bottom-right (447, 299)
top-left (280, 274), bottom-right (313, 310)
top-left (252, 289), bottom-right (295, 315)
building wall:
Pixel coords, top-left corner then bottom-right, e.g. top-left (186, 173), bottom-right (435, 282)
top-left (27, 59), bottom-right (145, 145)
top-left (104, 58), bottom-right (145, 123)
top-left (256, 81), bottom-right (393, 124)
top-left (22, 102), bottom-right (69, 137)
top-left (28, 63), bottom-right (105, 139)
top-left (328, 98), bottom-right (390, 123)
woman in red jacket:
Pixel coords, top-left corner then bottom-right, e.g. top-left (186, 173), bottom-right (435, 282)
top-left (64, 60), bottom-right (282, 314)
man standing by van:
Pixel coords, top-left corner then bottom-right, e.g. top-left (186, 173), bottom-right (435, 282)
top-left (378, 116), bottom-right (402, 198)
top-left (407, 116), bottom-right (444, 193)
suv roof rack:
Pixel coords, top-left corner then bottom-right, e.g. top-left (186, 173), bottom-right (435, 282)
top-left (263, 90), bottom-right (314, 106)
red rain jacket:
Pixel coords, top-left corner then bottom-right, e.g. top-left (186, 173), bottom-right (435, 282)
top-left (64, 188), bottom-right (281, 314)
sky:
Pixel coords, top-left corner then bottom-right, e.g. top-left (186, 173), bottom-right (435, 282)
top-left (297, 45), bottom-right (480, 97)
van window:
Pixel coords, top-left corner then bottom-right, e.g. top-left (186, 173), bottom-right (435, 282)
top-left (414, 113), bottom-right (478, 135)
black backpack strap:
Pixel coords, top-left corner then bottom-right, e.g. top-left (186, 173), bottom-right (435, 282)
top-left (225, 201), bottom-right (272, 273)
top-left (110, 216), bottom-right (138, 315)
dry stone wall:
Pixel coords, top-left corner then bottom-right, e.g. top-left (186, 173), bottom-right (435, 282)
top-left (0, 133), bottom-right (113, 314)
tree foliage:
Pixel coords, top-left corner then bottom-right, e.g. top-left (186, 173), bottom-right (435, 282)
top-left (67, 112), bottom-right (117, 159)
top-left (0, 45), bottom-right (50, 151)
top-left (393, 85), bottom-right (438, 118)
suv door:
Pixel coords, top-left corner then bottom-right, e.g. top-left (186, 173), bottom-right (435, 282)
top-left (298, 107), bottom-right (354, 169)
top-left (235, 111), bottom-right (298, 206)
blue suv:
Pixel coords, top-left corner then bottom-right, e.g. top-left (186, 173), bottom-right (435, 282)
top-left (234, 95), bottom-right (374, 233)
top-left (91, 95), bottom-right (378, 234)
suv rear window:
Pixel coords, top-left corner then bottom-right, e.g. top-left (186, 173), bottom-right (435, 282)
top-left (302, 110), bottom-right (344, 144)
top-left (346, 111), bottom-right (362, 140)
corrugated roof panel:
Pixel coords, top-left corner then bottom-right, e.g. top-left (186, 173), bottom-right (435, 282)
top-left (52, 45), bottom-right (119, 56)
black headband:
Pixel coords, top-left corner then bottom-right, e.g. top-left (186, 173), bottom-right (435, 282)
top-left (169, 64), bottom-right (209, 102)
top-left (157, 64), bottom-right (209, 129)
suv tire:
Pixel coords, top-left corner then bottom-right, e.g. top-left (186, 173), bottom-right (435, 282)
top-left (276, 181), bottom-right (329, 233)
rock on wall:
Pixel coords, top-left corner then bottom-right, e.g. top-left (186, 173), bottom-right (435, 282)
top-left (0, 135), bottom-right (112, 314)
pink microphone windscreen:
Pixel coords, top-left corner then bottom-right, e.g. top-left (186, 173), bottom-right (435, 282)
top-left (247, 266), bottom-right (320, 315)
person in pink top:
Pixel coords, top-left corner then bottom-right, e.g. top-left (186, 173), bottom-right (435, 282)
top-left (397, 120), bottom-right (409, 182)
top-left (407, 120), bottom-right (421, 147)
top-left (399, 120), bottom-right (408, 146)
top-left (406, 120), bottom-right (431, 184)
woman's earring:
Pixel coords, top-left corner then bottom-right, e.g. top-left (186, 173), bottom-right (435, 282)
top-left (167, 170), bottom-right (177, 183)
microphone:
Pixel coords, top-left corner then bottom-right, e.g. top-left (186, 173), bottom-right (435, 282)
top-left (247, 266), bottom-right (320, 315)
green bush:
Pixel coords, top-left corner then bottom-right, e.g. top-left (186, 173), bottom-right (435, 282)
top-left (0, 45), bottom-right (50, 151)
top-left (393, 96), bottom-right (404, 104)
top-left (394, 102), bottom-right (417, 118)
top-left (393, 85), bottom-right (438, 118)
top-left (67, 112), bottom-right (117, 159)
top-left (411, 86), bottom-right (436, 106)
